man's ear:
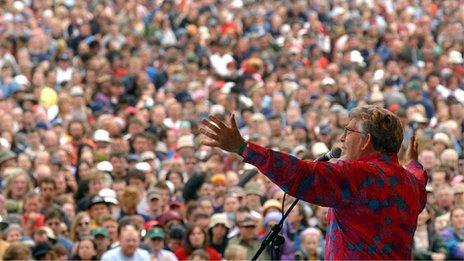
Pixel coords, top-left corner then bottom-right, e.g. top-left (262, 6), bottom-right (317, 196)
top-left (361, 133), bottom-right (372, 151)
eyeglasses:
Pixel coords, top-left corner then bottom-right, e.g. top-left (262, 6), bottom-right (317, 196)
top-left (343, 126), bottom-right (366, 136)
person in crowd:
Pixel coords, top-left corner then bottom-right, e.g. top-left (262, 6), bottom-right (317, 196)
top-left (174, 224), bottom-right (221, 260)
top-left (146, 226), bottom-right (178, 261)
top-left (412, 206), bottom-right (448, 260)
top-left (440, 206), bottom-right (464, 259)
top-left (0, 0), bottom-right (462, 259)
top-left (207, 213), bottom-right (230, 256)
top-left (295, 227), bottom-right (324, 260)
top-left (70, 212), bottom-right (92, 241)
top-left (228, 213), bottom-right (270, 260)
top-left (91, 227), bottom-right (111, 259)
top-left (72, 237), bottom-right (98, 261)
top-left (101, 223), bottom-right (150, 261)
top-left (2, 242), bottom-right (32, 260)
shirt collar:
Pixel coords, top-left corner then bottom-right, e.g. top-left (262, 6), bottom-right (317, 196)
top-left (357, 152), bottom-right (398, 163)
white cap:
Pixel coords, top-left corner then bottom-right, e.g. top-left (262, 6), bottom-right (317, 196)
top-left (177, 135), bottom-right (195, 150)
top-left (14, 75), bottom-right (30, 86)
top-left (449, 50), bottom-right (463, 64)
top-left (135, 162), bottom-right (151, 172)
top-left (13, 1), bottom-right (24, 11)
top-left (70, 86), bottom-right (84, 96)
top-left (321, 77), bottom-right (335, 86)
top-left (93, 129), bottom-right (111, 143)
top-left (350, 50), bottom-right (365, 66)
top-left (433, 132), bottom-right (451, 147)
top-left (98, 188), bottom-right (118, 205)
top-left (140, 151), bottom-right (156, 161)
top-left (96, 161), bottom-right (113, 172)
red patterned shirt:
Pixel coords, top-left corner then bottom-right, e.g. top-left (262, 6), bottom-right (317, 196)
top-left (242, 142), bottom-right (427, 259)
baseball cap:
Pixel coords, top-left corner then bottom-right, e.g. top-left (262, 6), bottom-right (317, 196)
top-left (239, 215), bottom-right (257, 227)
top-left (36, 226), bottom-right (56, 242)
top-left (169, 225), bottom-right (185, 240)
top-left (32, 242), bottom-right (53, 260)
top-left (405, 80), bottom-right (422, 91)
top-left (147, 227), bottom-right (165, 239)
top-left (0, 150), bottom-right (16, 165)
top-left (91, 227), bottom-right (109, 238)
top-left (140, 151), bottom-right (156, 161)
top-left (93, 129), bottom-right (111, 143)
top-left (147, 189), bottom-right (162, 201)
top-left (244, 182), bottom-right (263, 197)
top-left (86, 195), bottom-right (108, 209)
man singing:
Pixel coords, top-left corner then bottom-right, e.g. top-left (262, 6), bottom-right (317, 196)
top-left (200, 105), bottom-right (427, 259)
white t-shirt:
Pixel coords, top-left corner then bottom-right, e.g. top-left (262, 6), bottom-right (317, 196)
top-left (101, 246), bottom-right (150, 261)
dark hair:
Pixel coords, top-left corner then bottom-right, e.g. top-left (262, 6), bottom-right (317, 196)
top-left (44, 207), bottom-right (65, 222)
top-left (185, 224), bottom-right (209, 254)
top-left (166, 170), bottom-right (183, 183)
top-left (67, 120), bottom-right (86, 136)
top-left (117, 218), bottom-right (139, 235)
top-left (39, 176), bottom-right (57, 189)
top-left (186, 201), bottom-right (200, 220)
top-left (154, 181), bottom-right (170, 191)
top-left (425, 71), bottom-right (440, 82)
top-left (72, 237), bottom-right (98, 260)
top-left (349, 105), bottom-right (403, 153)
top-left (126, 169), bottom-right (145, 183)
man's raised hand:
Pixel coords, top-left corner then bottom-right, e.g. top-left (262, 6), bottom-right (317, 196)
top-left (199, 114), bottom-right (245, 154)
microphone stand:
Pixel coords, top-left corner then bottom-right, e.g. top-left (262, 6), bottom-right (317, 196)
top-left (251, 148), bottom-right (341, 260)
top-left (251, 198), bottom-right (299, 261)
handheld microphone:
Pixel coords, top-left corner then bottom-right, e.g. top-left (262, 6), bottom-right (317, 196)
top-left (315, 147), bottom-right (342, 162)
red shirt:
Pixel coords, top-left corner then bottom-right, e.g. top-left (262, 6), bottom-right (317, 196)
top-left (174, 246), bottom-right (221, 261)
top-left (243, 142), bottom-right (427, 259)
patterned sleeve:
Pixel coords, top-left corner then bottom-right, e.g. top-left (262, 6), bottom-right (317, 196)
top-left (242, 142), bottom-right (368, 208)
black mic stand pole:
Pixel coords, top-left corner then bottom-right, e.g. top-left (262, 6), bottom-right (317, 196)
top-left (251, 198), bottom-right (299, 261)
top-left (251, 148), bottom-right (341, 260)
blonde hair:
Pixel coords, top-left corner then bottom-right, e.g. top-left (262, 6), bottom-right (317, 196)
top-left (224, 245), bottom-right (247, 260)
top-left (69, 212), bottom-right (90, 241)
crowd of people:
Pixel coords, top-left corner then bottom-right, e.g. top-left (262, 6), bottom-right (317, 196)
top-left (0, 0), bottom-right (463, 260)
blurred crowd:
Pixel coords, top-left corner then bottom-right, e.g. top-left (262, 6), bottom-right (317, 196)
top-left (0, 0), bottom-right (463, 260)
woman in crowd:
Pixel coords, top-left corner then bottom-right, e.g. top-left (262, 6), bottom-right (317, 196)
top-left (72, 237), bottom-right (98, 260)
top-left (440, 206), bottom-right (464, 259)
top-left (175, 224), bottom-right (221, 260)
top-left (207, 213), bottom-right (230, 256)
top-left (70, 212), bottom-right (92, 241)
